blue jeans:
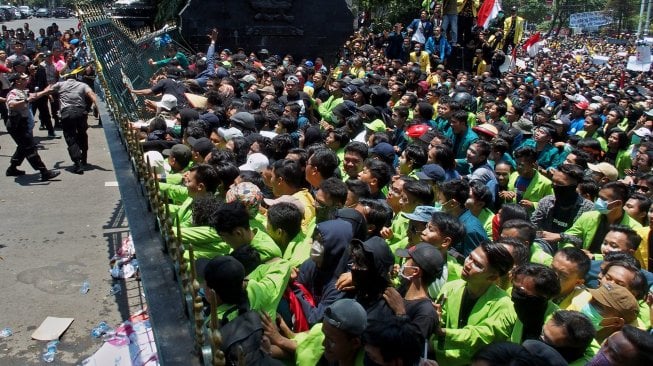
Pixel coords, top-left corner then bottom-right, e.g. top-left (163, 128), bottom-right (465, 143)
top-left (442, 14), bottom-right (458, 44)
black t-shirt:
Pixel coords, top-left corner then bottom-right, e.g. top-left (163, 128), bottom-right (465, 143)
top-left (406, 297), bottom-right (438, 339)
top-left (150, 78), bottom-right (188, 108)
top-left (458, 288), bottom-right (477, 328)
top-left (588, 215), bottom-right (611, 254)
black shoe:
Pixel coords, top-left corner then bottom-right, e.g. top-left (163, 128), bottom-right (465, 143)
top-left (6, 166), bottom-right (26, 176)
top-left (40, 170), bottom-right (60, 181)
top-left (39, 125), bottom-right (47, 131)
top-left (47, 132), bottom-right (61, 139)
top-left (72, 164), bottom-right (84, 175)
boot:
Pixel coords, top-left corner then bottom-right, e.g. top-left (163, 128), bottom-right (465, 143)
top-left (72, 162), bottom-right (84, 175)
top-left (6, 166), bottom-right (26, 176)
top-left (40, 169), bottom-right (60, 181)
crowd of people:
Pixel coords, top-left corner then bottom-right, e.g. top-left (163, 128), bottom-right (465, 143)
top-left (7, 2), bottom-right (653, 365)
top-left (1, 20), bottom-right (97, 179)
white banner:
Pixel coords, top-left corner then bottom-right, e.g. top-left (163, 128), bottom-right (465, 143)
top-left (569, 11), bottom-right (612, 29)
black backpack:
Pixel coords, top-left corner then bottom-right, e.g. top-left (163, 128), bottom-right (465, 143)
top-left (220, 309), bottom-right (283, 366)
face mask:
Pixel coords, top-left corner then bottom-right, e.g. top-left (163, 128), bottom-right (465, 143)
top-left (581, 302), bottom-right (604, 330)
top-left (282, 60), bottom-right (289, 67)
top-left (310, 240), bottom-right (325, 267)
top-left (511, 289), bottom-right (549, 325)
top-left (585, 349), bottom-right (613, 366)
top-left (553, 184), bottom-right (577, 203)
top-left (398, 264), bottom-right (418, 281)
top-left (433, 202), bottom-right (443, 212)
top-left (594, 198), bottom-right (611, 215)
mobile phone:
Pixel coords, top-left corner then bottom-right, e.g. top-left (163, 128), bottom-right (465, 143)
top-left (436, 293), bottom-right (446, 306)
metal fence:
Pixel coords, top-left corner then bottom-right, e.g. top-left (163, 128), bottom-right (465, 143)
top-left (77, 5), bottom-right (225, 366)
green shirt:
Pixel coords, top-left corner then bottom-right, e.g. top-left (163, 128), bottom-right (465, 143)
top-left (246, 258), bottom-right (292, 321)
top-left (251, 228), bottom-right (282, 262)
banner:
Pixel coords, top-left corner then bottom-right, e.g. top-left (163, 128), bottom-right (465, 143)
top-left (627, 45), bottom-right (652, 72)
top-left (569, 11), bottom-right (612, 29)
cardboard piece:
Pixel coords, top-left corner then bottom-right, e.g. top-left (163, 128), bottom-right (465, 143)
top-left (31, 317), bottom-right (74, 341)
top-left (184, 93), bottom-right (207, 109)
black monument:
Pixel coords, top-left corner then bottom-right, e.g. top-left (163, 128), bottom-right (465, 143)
top-left (179, 0), bottom-right (355, 64)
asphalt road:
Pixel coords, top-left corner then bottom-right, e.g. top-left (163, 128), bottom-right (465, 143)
top-left (0, 16), bottom-right (148, 365)
top-left (1, 15), bottom-right (78, 34)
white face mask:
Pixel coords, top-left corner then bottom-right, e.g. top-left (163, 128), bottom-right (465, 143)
top-left (310, 240), bottom-right (325, 267)
top-left (398, 264), bottom-right (418, 280)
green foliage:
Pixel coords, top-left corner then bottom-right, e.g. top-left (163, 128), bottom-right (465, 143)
top-left (359, 0), bottom-right (425, 33)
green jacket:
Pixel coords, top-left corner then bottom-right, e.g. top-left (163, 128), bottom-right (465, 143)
top-left (389, 214), bottom-right (410, 259)
top-left (507, 171), bottom-right (553, 210)
top-left (477, 208), bottom-right (494, 239)
top-left (521, 140), bottom-right (563, 169)
top-left (169, 196), bottom-right (194, 227)
top-left (153, 51), bottom-right (189, 68)
top-left (614, 148), bottom-right (633, 179)
top-left (180, 226), bottom-right (230, 260)
top-left (250, 228), bottom-right (283, 263)
top-left (576, 130), bottom-right (607, 151)
top-left (530, 243), bottom-right (553, 267)
top-left (428, 253), bottom-right (463, 299)
top-left (159, 182), bottom-right (189, 204)
top-left (433, 279), bottom-right (517, 366)
top-left (294, 323), bottom-right (365, 366)
top-left (282, 232), bottom-right (311, 268)
top-left (562, 211), bottom-right (642, 251)
top-left (510, 301), bottom-right (558, 343)
top-left (247, 258), bottom-right (292, 320)
top-left (317, 95), bottom-right (343, 124)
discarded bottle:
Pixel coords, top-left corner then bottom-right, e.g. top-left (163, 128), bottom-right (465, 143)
top-left (80, 280), bottom-right (90, 294)
top-left (109, 283), bottom-right (121, 295)
top-left (42, 340), bottom-right (59, 363)
top-left (91, 322), bottom-right (112, 338)
top-left (0, 327), bottom-right (12, 338)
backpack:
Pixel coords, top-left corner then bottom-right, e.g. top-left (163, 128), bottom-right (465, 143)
top-left (220, 309), bottom-right (282, 366)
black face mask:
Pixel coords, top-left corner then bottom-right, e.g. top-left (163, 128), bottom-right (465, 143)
top-left (351, 268), bottom-right (384, 301)
top-left (549, 344), bottom-right (586, 363)
top-left (512, 289), bottom-right (549, 327)
top-left (553, 184), bottom-right (578, 203)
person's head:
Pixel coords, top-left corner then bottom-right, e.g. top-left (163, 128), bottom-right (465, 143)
top-left (306, 148), bottom-right (339, 188)
top-left (322, 299), bottom-right (367, 363)
top-left (541, 310), bottom-right (596, 363)
top-left (494, 160), bottom-right (513, 188)
top-left (325, 128), bottom-right (350, 152)
top-left (363, 317), bottom-right (423, 366)
top-left (596, 182), bottom-right (629, 216)
top-left (211, 202), bottom-right (252, 248)
top-left (398, 144), bottom-right (428, 175)
top-left (421, 211), bottom-right (466, 253)
top-left (400, 179), bottom-right (433, 213)
top-left (551, 247), bottom-right (590, 298)
top-left (355, 199), bottom-right (393, 238)
top-left (349, 236), bottom-right (394, 299)
top-left (438, 179), bottom-right (470, 214)
top-left (601, 225), bottom-right (640, 257)
top-left (471, 342), bottom-right (533, 366)
top-left (183, 164), bottom-right (220, 198)
top-left (266, 202), bottom-right (303, 248)
top-left (583, 283), bottom-right (640, 342)
top-left (358, 159), bottom-right (392, 195)
top-left (203, 255), bottom-right (247, 307)
top-left (450, 110), bottom-right (469, 134)
top-left (514, 147), bottom-right (538, 178)
top-left (512, 263), bottom-right (561, 302)
top-left (343, 141), bottom-right (368, 179)
top-left (466, 180), bottom-right (493, 214)
top-left (315, 177), bottom-right (348, 222)
top-left (623, 193), bottom-right (651, 224)
top-left (500, 217), bottom-right (536, 247)
top-left (587, 162), bottom-right (619, 186)
top-left (466, 140), bottom-right (491, 166)
top-left (564, 149), bottom-right (592, 170)
top-left (600, 261), bottom-right (648, 301)
top-left (346, 179), bottom-right (371, 208)
top-left (395, 242), bottom-right (444, 286)
top-left (587, 325), bottom-right (653, 366)
top-left (584, 113), bottom-right (603, 133)
top-left (462, 241), bottom-right (514, 285)
top-left (270, 159), bottom-right (305, 196)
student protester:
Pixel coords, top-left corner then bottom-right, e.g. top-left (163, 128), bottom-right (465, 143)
top-left (551, 247), bottom-right (592, 310)
top-left (540, 310), bottom-right (597, 366)
top-left (432, 241), bottom-right (515, 366)
top-left (584, 325), bottom-right (653, 366)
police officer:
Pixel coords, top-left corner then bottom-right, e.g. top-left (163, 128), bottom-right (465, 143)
top-left (5, 72), bottom-right (60, 181)
top-left (48, 71), bottom-right (97, 174)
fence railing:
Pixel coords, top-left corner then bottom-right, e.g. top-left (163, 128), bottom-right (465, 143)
top-left (77, 5), bottom-right (225, 366)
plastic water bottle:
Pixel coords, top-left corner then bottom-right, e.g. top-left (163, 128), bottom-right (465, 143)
top-left (80, 280), bottom-right (90, 294)
top-left (91, 321), bottom-right (112, 338)
top-left (42, 340), bottom-right (59, 363)
top-left (0, 327), bottom-right (12, 338)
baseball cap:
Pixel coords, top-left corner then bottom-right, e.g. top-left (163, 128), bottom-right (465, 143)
top-left (522, 340), bottom-right (569, 366)
top-left (286, 75), bottom-right (300, 84)
top-left (472, 123), bottom-right (499, 138)
top-left (263, 195), bottom-right (305, 215)
top-left (332, 101), bottom-right (358, 118)
top-left (357, 104), bottom-right (378, 116)
top-left (406, 124), bottom-right (430, 139)
top-left (395, 243), bottom-right (444, 280)
top-left (240, 74), bottom-right (257, 84)
top-left (225, 182), bottom-right (263, 215)
top-left (242, 92), bottom-right (261, 104)
top-left (364, 119), bottom-right (387, 133)
top-left (416, 164), bottom-right (446, 182)
top-left (351, 237), bottom-right (394, 279)
top-left (230, 111), bottom-right (256, 131)
top-left (369, 142), bottom-right (395, 162)
top-left (239, 153), bottom-right (269, 173)
top-left (156, 94), bottom-right (178, 111)
top-left (323, 299), bottom-right (367, 336)
top-left (401, 205), bottom-right (440, 222)
top-left (218, 127), bottom-right (244, 141)
top-left (587, 162), bottom-right (618, 182)
top-left (588, 283), bottom-right (639, 324)
top-left (574, 100), bottom-right (589, 110)
top-left (342, 85), bottom-right (359, 95)
top-left (187, 137), bottom-right (214, 156)
top-left (513, 118), bottom-right (534, 135)
top-left (162, 144), bottom-right (192, 166)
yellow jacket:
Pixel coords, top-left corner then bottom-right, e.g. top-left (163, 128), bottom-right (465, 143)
top-left (503, 15), bottom-right (525, 45)
top-left (410, 50), bottom-right (431, 73)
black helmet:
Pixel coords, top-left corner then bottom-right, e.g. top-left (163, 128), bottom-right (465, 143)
top-left (452, 92), bottom-right (477, 112)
